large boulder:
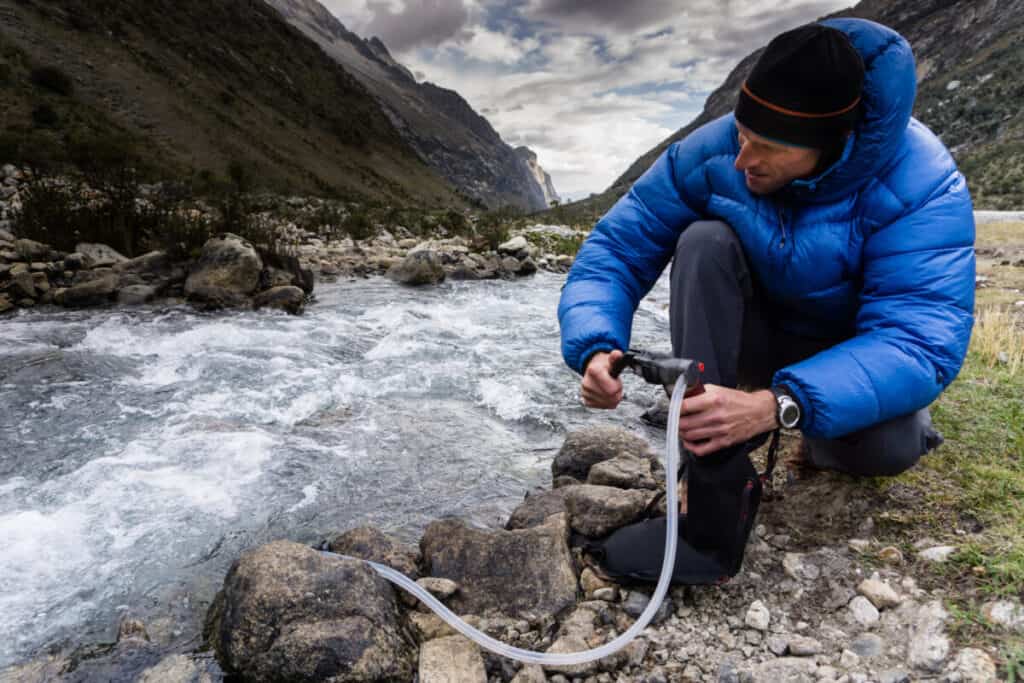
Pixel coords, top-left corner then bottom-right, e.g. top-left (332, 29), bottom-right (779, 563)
top-left (254, 286), bottom-right (305, 315)
top-left (587, 455), bottom-right (658, 490)
top-left (207, 540), bottom-right (416, 682)
top-left (327, 526), bottom-right (421, 580)
top-left (14, 238), bottom-right (52, 261)
top-left (420, 514), bottom-right (577, 621)
top-left (505, 487), bottom-right (572, 531)
top-left (552, 426), bottom-right (657, 482)
top-left (260, 251), bottom-right (315, 294)
top-left (185, 234), bottom-right (263, 306)
top-left (76, 242), bottom-right (128, 268)
top-left (564, 485), bottom-right (655, 538)
top-left (387, 250), bottom-right (445, 286)
top-left (60, 273), bottom-right (118, 308)
top-left (0, 294), bottom-right (13, 314)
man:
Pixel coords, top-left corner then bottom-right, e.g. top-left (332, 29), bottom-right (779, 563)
top-left (558, 19), bottom-right (975, 581)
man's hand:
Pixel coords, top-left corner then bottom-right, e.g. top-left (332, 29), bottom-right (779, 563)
top-left (678, 385), bottom-right (777, 456)
top-left (581, 350), bottom-right (624, 409)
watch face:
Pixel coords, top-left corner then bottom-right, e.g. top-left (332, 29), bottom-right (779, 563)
top-left (781, 402), bottom-right (800, 428)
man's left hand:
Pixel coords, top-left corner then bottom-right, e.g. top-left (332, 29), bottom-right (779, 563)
top-left (678, 385), bottom-right (778, 456)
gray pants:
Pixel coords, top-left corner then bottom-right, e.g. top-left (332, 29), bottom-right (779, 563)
top-left (669, 220), bottom-right (942, 477)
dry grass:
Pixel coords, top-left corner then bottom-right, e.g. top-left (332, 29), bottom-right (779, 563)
top-left (971, 305), bottom-right (1024, 376)
top-left (976, 220), bottom-right (1024, 246)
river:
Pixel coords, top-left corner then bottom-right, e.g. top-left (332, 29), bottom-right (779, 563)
top-left (0, 271), bottom-right (674, 669)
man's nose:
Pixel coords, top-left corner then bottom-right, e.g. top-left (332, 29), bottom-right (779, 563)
top-left (734, 144), bottom-right (757, 171)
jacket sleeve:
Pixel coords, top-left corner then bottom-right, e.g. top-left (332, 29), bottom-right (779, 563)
top-left (558, 125), bottom-right (720, 373)
top-left (773, 171), bottom-right (976, 439)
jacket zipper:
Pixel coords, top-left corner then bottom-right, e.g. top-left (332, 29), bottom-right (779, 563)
top-left (776, 205), bottom-right (789, 248)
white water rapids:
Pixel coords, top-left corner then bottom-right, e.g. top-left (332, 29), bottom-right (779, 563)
top-left (0, 271), bottom-right (674, 669)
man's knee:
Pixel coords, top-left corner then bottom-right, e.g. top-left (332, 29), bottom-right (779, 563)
top-left (675, 220), bottom-right (741, 264)
top-left (807, 408), bottom-right (936, 477)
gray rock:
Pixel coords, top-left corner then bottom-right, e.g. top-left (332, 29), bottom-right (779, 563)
top-left (505, 487), bottom-right (572, 531)
top-left (587, 455), bottom-right (658, 489)
top-left (420, 514), bottom-right (577, 621)
top-left (857, 577), bottom-right (901, 610)
top-left (751, 657), bottom-right (817, 682)
top-left (14, 238), bottom-right (51, 261)
top-left (185, 234), bottom-right (263, 305)
top-left (848, 596), bottom-right (880, 627)
top-left (416, 577), bottom-right (459, 601)
top-left (497, 235), bottom-right (529, 255)
top-left (839, 649), bottom-right (860, 668)
top-left (947, 647), bottom-right (997, 683)
top-left (64, 252), bottom-right (90, 270)
top-left (564, 484), bottom-right (653, 537)
top-left (253, 285), bottom-right (305, 315)
top-left (0, 294), bottom-right (12, 314)
top-left (327, 526), bottom-right (420, 579)
top-left (552, 426), bottom-right (655, 482)
top-left (30, 272), bottom-right (48, 294)
top-left (60, 274), bottom-right (118, 308)
top-left (118, 285), bottom-right (158, 305)
top-left (510, 664), bottom-right (547, 683)
top-left (907, 601), bottom-right (950, 673)
top-left (745, 600), bottom-right (770, 631)
top-left (0, 227), bottom-right (13, 241)
top-left (207, 540), bottom-right (416, 682)
top-left (6, 270), bottom-right (35, 299)
top-left (766, 635), bottom-right (789, 656)
top-left (387, 250), bottom-right (446, 286)
top-left (878, 670), bottom-right (910, 683)
top-left (544, 603), bottom-right (626, 676)
top-left (419, 635), bottom-right (487, 683)
top-left (621, 592), bottom-right (671, 624)
top-left (981, 599), bottom-right (1024, 632)
top-left (113, 250), bottom-right (173, 278)
top-left (76, 242), bottom-right (128, 267)
top-left (917, 545), bottom-right (957, 563)
top-left (849, 633), bottom-right (883, 658)
top-left (782, 553), bottom-right (820, 581)
top-left (717, 658), bottom-right (741, 683)
top-left (787, 635), bottom-right (822, 656)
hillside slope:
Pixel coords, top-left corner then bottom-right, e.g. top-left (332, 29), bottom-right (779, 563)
top-left (266, 0), bottom-right (554, 212)
top-left (569, 0), bottom-right (1023, 218)
top-left (0, 0), bottom-right (462, 205)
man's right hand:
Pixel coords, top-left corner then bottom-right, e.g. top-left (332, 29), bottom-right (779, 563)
top-left (581, 350), bottom-right (625, 409)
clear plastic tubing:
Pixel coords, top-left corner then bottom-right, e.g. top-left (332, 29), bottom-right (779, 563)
top-left (323, 375), bottom-right (687, 666)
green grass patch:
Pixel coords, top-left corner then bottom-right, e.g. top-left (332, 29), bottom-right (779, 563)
top-left (902, 350), bottom-right (1024, 597)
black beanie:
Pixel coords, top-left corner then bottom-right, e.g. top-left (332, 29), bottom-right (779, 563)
top-left (734, 24), bottom-right (865, 149)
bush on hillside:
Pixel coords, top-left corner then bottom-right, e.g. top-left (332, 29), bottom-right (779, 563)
top-left (30, 66), bottom-right (74, 96)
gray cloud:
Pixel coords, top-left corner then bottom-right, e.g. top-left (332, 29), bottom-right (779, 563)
top-left (362, 0), bottom-right (471, 52)
top-left (526, 0), bottom-right (680, 32)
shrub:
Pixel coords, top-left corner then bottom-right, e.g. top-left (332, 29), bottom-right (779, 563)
top-left (476, 219), bottom-right (509, 252)
top-left (344, 208), bottom-right (376, 242)
top-left (30, 66), bottom-right (74, 96)
top-left (31, 104), bottom-right (60, 129)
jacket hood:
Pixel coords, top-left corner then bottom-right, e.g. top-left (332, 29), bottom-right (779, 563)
top-left (786, 18), bottom-right (917, 203)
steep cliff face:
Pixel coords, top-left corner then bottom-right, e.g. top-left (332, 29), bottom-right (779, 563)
top-left (601, 0), bottom-right (1024, 211)
top-left (0, 0), bottom-right (461, 204)
top-left (266, 0), bottom-right (551, 212)
top-left (516, 147), bottom-right (560, 208)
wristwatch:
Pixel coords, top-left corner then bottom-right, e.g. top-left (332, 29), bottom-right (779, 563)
top-left (771, 386), bottom-right (802, 429)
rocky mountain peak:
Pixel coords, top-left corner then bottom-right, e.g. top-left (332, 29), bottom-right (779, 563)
top-left (516, 147), bottom-right (560, 208)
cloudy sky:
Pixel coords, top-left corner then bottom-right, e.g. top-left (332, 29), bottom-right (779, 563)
top-left (321, 0), bottom-right (855, 201)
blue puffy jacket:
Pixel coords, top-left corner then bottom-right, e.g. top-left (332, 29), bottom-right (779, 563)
top-left (558, 18), bottom-right (976, 439)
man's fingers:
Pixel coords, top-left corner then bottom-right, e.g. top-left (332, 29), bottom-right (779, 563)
top-left (684, 437), bottom-right (723, 457)
top-left (680, 391), bottom-right (715, 415)
top-left (679, 426), bottom-right (719, 443)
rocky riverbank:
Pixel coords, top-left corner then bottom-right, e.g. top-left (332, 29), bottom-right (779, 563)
top-left (6, 426), bottom-right (1019, 683)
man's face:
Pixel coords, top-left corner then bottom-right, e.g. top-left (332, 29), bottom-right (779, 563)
top-left (734, 123), bottom-right (822, 195)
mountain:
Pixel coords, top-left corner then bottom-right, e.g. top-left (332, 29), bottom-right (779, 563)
top-left (265, 0), bottom-right (555, 212)
top-left (0, 0), bottom-right (462, 205)
top-left (575, 0), bottom-right (1024, 216)
top-left (516, 147), bottom-right (560, 208)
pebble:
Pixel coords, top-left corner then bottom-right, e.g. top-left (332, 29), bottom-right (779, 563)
top-left (849, 633), bottom-right (883, 658)
top-left (848, 596), bottom-right (880, 627)
top-left (767, 635), bottom-right (788, 655)
top-left (592, 587), bottom-right (618, 602)
top-left (839, 649), bottom-right (860, 668)
top-left (857, 577), bottom-right (901, 610)
top-left (878, 670), bottom-right (910, 683)
top-left (847, 539), bottom-right (871, 553)
top-left (878, 546), bottom-right (904, 564)
top-left (744, 600), bottom-right (770, 631)
top-left (787, 635), bottom-right (823, 656)
top-left (948, 647), bottom-right (997, 682)
top-left (916, 545), bottom-right (957, 563)
top-left (981, 599), bottom-right (1024, 631)
top-left (907, 601), bottom-right (950, 673)
top-left (783, 553), bottom-right (820, 581)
